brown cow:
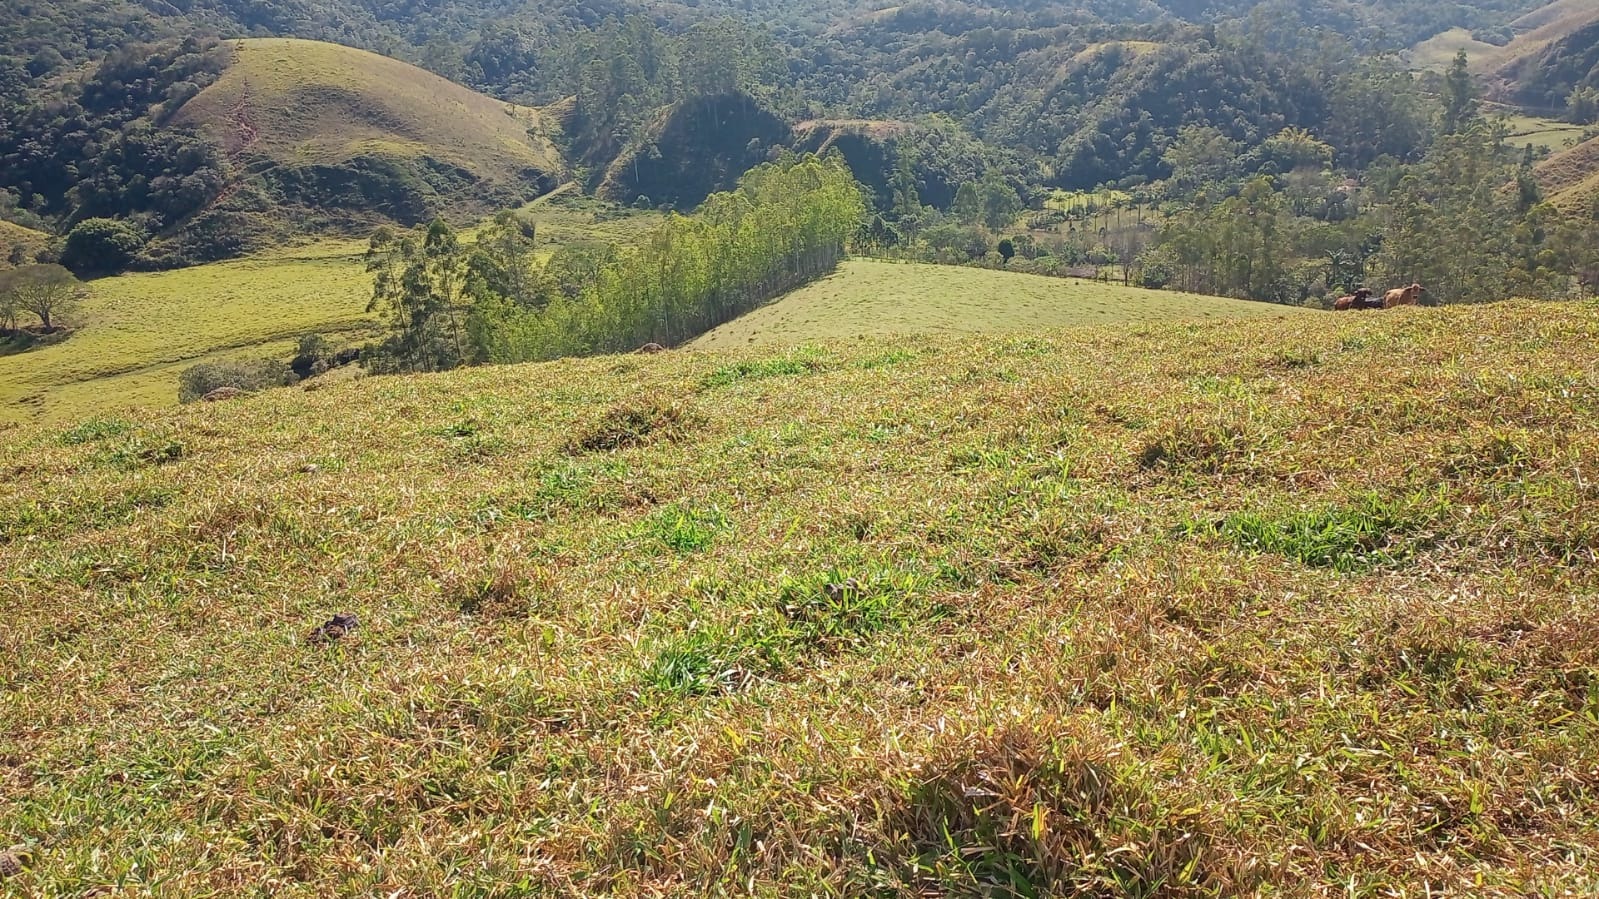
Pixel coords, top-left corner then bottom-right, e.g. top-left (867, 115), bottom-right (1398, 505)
top-left (1333, 287), bottom-right (1374, 311)
top-left (1383, 283), bottom-right (1424, 308)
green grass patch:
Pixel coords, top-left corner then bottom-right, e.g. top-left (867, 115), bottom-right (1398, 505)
top-left (1197, 490), bottom-right (1447, 571)
top-left (637, 504), bottom-right (731, 554)
top-left (701, 349), bottom-right (831, 387)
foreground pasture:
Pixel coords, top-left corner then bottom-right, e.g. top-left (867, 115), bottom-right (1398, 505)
top-left (2, 301), bottom-right (1597, 896)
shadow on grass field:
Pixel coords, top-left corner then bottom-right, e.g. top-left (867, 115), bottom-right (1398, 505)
top-left (2, 300), bottom-right (1597, 894)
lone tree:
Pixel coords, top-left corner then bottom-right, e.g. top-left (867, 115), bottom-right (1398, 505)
top-left (0, 264), bottom-right (83, 331)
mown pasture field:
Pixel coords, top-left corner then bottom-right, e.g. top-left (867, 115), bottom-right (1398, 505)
top-left (690, 259), bottom-right (1307, 349)
top-left (2, 300), bottom-right (1596, 895)
top-left (0, 243), bottom-right (376, 427)
top-left (0, 197), bottom-right (664, 426)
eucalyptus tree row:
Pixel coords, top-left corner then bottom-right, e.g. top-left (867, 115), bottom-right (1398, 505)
top-left (484, 155), bottom-right (865, 362)
top-left (364, 154), bottom-right (866, 372)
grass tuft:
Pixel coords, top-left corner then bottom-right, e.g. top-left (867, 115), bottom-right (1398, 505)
top-left (864, 720), bottom-right (1231, 896)
top-left (57, 417), bottom-right (133, 446)
top-left (569, 396), bottom-right (696, 453)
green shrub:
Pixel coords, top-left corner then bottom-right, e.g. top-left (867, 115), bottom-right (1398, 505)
top-left (61, 218), bottom-right (147, 277)
top-left (177, 357), bottom-right (294, 403)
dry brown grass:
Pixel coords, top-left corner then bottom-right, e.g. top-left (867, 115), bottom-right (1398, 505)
top-left (2, 300), bottom-right (1598, 895)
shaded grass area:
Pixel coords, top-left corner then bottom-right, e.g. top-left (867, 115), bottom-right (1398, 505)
top-left (688, 259), bottom-right (1308, 349)
top-left (2, 301), bottom-right (1599, 895)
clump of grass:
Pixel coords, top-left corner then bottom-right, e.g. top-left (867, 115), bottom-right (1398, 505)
top-left (1138, 404), bottom-right (1279, 476)
top-left (641, 569), bottom-right (938, 697)
top-left (569, 396), bottom-right (695, 453)
top-left (777, 571), bottom-right (932, 651)
top-left (441, 558), bottom-right (539, 619)
top-left (1199, 490), bottom-right (1446, 572)
top-left (638, 504), bottom-right (730, 554)
top-left (57, 417), bottom-right (132, 446)
top-left (432, 419), bottom-right (506, 461)
top-left (701, 349), bottom-right (830, 388)
top-left (102, 432), bottom-right (186, 469)
top-left (862, 719), bottom-right (1231, 896)
top-left (857, 349), bottom-right (918, 370)
top-left (640, 627), bottom-right (756, 697)
top-left (1270, 346), bottom-right (1323, 369)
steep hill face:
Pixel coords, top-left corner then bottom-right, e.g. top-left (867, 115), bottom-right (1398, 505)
top-left (163, 39), bottom-right (564, 257)
top-left (1492, 12), bottom-right (1599, 106)
top-left (597, 93), bottom-right (792, 209)
top-left (0, 222), bottom-right (50, 268)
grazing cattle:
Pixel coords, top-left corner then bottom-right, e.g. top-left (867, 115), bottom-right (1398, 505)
top-left (1333, 287), bottom-right (1374, 311)
top-left (636, 342), bottom-right (666, 354)
top-left (1383, 283), bottom-right (1424, 308)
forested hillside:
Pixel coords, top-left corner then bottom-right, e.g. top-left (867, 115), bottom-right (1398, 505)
top-left (2, 0), bottom-right (1597, 300)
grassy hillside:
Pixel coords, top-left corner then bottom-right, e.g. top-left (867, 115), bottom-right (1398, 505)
top-left (1412, 2), bottom-right (1599, 75)
top-left (0, 221), bottom-right (50, 268)
top-left (690, 260), bottom-right (1308, 349)
top-left (2, 301), bottom-right (1597, 894)
top-left (1410, 27), bottom-right (1509, 71)
top-left (169, 39), bottom-right (565, 241)
top-left (1534, 133), bottom-right (1599, 212)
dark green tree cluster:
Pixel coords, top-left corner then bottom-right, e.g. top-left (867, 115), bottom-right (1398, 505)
top-left (0, 38), bottom-right (230, 271)
top-left (364, 154), bottom-right (866, 371)
top-left (1150, 114), bottom-right (1599, 305)
top-left (557, 16), bottom-right (780, 172)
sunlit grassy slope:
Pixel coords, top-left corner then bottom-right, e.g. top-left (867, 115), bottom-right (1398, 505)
top-left (5, 302), bottom-right (1597, 895)
top-left (1411, 3), bottom-right (1599, 73)
top-left (0, 221), bottom-right (49, 268)
top-left (171, 38), bottom-right (563, 225)
top-left (0, 242), bottom-right (376, 427)
top-left (1535, 133), bottom-right (1599, 213)
top-left (1409, 27), bottom-right (1503, 71)
top-left (690, 259), bottom-right (1306, 349)
top-left (0, 199), bottom-right (664, 426)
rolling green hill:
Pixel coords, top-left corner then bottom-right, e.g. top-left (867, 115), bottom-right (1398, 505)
top-left (165, 38), bottom-right (565, 250)
top-left (689, 260), bottom-right (1308, 349)
top-left (3, 300), bottom-right (1597, 894)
